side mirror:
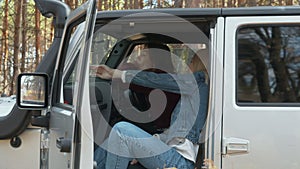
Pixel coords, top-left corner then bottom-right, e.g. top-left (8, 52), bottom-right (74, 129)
top-left (17, 73), bottom-right (48, 109)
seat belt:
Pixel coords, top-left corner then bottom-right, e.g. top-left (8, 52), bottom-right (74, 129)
top-left (195, 143), bottom-right (205, 169)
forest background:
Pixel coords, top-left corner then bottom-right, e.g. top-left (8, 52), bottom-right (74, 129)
top-left (0, 0), bottom-right (298, 96)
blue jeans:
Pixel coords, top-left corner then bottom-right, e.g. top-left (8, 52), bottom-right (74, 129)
top-left (94, 122), bottom-right (194, 169)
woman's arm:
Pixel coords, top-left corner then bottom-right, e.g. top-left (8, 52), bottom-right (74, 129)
top-left (93, 65), bottom-right (205, 95)
top-left (125, 70), bottom-right (200, 95)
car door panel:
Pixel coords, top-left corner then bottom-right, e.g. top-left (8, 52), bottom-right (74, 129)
top-left (0, 129), bottom-right (41, 169)
top-left (47, 0), bottom-right (97, 168)
top-left (222, 16), bottom-right (300, 169)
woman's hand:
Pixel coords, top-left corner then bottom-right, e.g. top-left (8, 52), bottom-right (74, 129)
top-left (90, 65), bottom-right (122, 79)
top-left (95, 65), bottom-right (114, 79)
top-left (130, 159), bottom-right (138, 165)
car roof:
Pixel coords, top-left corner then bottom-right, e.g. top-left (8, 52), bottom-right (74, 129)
top-left (96, 6), bottom-right (300, 20)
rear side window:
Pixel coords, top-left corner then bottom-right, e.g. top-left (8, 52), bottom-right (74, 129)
top-left (237, 25), bottom-right (300, 104)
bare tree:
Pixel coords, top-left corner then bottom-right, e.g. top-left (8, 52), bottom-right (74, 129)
top-left (286, 0), bottom-right (293, 5)
top-left (157, 0), bottom-right (161, 7)
top-left (247, 0), bottom-right (257, 6)
top-left (188, 0), bottom-right (201, 7)
top-left (227, 0), bottom-right (233, 7)
top-left (269, 27), bottom-right (296, 101)
top-left (253, 27), bottom-right (297, 102)
top-left (104, 0), bottom-right (108, 10)
top-left (10, 0), bottom-right (23, 95)
top-left (173, 0), bottom-right (183, 7)
top-left (21, 0), bottom-right (28, 73)
top-left (35, 5), bottom-right (41, 68)
top-left (65, 0), bottom-right (76, 9)
top-left (139, 0), bottom-right (144, 8)
top-left (129, 0), bottom-right (134, 8)
top-left (98, 0), bottom-right (103, 10)
top-left (134, 0), bottom-right (139, 8)
top-left (75, 0), bottom-right (79, 8)
top-left (1, 0), bottom-right (9, 94)
top-left (112, 0), bottom-right (117, 10)
top-left (124, 0), bottom-right (128, 9)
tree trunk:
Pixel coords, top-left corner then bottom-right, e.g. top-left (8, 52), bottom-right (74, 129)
top-left (98, 0), bottom-right (103, 10)
top-left (35, 5), bottom-right (41, 69)
top-left (65, 0), bottom-right (75, 9)
top-left (11, 0), bottom-right (23, 95)
top-left (44, 18), bottom-right (47, 56)
top-left (75, 0), bottom-right (78, 8)
top-left (269, 27), bottom-right (296, 101)
top-left (50, 23), bottom-right (54, 43)
top-left (129, 0), bottom-right (133, 9)
top-left (286, 0), bottom-right (293, 5)
top-left (134, 0), bottom-right (139, 9)
top-left (72, 0), bottom-right (76, 9)
top-left (2, 0), bottom-right (9, 94)
top-left (252, 50), bottom-right (272, 102)
top-left (139, 0), bottom-right (144, 9)
top-left (117, 0), bottom-right (121, 9)
top-left (104, 0), bottom-right (108, 10)
top-left (108, 0), bottom-right (112, 10)
top-left (247, 0), bottom-right (257, 6)
top-left (157, 0), bottom-right (161, 7)
top-left (174, 0), bottom-right (183, 7)
top-left (124, 0), bottom-right (128, 9)
top-left (227, 0), bottom-right (233, 7)
top-left (21, 0), bottom-right (27, 73)
top-left (112, 0), bottom-right (116, 9)
top-left (237, 0), bottom-right (243, 6)
top-left (190, 0), bottom-right (201, 7)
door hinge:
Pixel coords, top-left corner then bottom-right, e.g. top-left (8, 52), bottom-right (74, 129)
top-left (32, 112), bottom-right (50, 128)
top-left (40, 129), bottom-right (50, 169)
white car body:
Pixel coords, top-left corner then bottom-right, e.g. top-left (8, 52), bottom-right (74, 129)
top-left (1, 1), bottom-right (300, 169)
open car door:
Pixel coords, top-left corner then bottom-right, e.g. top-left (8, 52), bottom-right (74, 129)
top-left (0, 0), bottom-right (96, 169)
top-left (47, 0), bottom-right (97, 168)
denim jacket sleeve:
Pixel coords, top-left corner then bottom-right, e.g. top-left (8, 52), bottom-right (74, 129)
top-left (124, 70), bottom-right (200, 96)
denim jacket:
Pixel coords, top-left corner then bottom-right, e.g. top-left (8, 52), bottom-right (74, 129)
top-left (124, 70), bottom-right (208, 144)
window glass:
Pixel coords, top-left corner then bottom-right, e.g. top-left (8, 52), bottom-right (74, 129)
top-left (125, 43), bottom-right (206, 73)
top-left (59, 23), bottom-right (84, 105)
top-left (237, 26), bottom-right (300, 103)
top-left (62, 58), bottom-right (78, 105)
top-left (168, 44), bottom-right (207, 73)
top-left (88, 28), bottom-right (118, 145)
top-left (88, 28), bottom-right (118, 105)
top-left (90, 30), bottom-right (118, 66)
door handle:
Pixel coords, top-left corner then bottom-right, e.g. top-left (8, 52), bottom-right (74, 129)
top-left (222, 137), bottom-right (250, 155)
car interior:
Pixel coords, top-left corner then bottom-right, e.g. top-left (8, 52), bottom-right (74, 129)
top-left (89, 31), bottom-right (209, 168)
top-left (64, 19), bottom-right (211, 168)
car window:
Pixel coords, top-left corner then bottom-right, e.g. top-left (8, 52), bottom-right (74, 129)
top-left (58, 22), bottom-right (84, 106)
top-left (62, 57), bottom-right (79, 105)
top-left (237, 25), bottom-right (300, 104)
top-left (125, 43), bottom-right (205, 73)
